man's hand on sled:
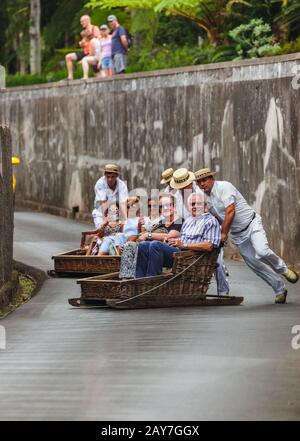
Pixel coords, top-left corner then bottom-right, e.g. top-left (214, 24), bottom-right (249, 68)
top-left (168, 238), bottom-right (184, 248)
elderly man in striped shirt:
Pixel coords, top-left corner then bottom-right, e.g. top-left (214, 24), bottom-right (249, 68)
top-left (135, 192), bottom-right (221, 278)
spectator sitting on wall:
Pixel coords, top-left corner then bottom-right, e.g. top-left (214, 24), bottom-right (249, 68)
top-left (79, 30), bottom-right (101, 80)
top-left (98, 24), bottom-right (113, 77)
top-left (107, 14), bottom-right (128, 75)
top-left (65, 15), bottom-right (100, 80)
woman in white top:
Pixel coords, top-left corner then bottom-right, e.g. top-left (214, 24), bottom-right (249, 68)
top-left (79, 29), bottom-right (101, 79)
top-left (97, 24), bottom-right (113, 77)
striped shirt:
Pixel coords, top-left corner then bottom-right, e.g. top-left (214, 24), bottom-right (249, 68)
top-left (180, 212), bottom-right (221, 247)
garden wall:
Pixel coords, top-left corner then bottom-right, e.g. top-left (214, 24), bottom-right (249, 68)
top-left (0, 53), bottom-right (299, 264)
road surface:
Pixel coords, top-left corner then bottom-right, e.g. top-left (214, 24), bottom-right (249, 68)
top-left (0, 211), bottom-right (299, 421)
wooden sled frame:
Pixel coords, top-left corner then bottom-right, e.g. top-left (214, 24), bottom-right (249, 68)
top-left (69, 250), bottom-right (244, 309)
top-left (50, 248), bottom-right (121, 277)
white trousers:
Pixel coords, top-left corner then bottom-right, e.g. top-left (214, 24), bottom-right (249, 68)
top-left (215, 248), bottom-right (230, 294)
top-left (232, 215), bottom-right (288, 295)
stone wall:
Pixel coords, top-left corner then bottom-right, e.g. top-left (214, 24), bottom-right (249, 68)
top-left (0, 53), bottom-right (300, 264)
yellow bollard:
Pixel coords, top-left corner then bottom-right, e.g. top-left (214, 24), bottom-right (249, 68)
top-left (11, 156), bottom-right (21, 192)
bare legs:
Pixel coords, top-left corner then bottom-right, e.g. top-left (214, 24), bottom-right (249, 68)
top-left (80, 56), bottom-right (98, 79)
top-left (65, 53), bottom-right (78, 80)
top-left (101, 68), bottom-right (113, 78)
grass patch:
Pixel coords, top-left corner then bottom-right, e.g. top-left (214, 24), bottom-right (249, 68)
top-left (0, 273), bottom-right (37, 319)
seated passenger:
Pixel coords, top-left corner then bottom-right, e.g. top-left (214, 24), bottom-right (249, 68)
top-left (139, 193), bottom-right (182, 241)
top-left (135, 192), bottom-right (221, 278)
top-left (81, 202), bottom-right (123, 255)
top-left (119, 193), bottom-right (181, 279)
top-left (142, 197), bottom-right (162, 232)
top-left (94, 198), bottom-right (143, 255)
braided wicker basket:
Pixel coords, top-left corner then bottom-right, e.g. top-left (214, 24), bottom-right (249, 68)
top-left (77, 250), bottom-right (219, 304)
top-left (52, 248), bottom-right (120, 275)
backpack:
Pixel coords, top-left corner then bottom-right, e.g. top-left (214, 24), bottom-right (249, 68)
top-left (125, 29), bottom-right (133, 48)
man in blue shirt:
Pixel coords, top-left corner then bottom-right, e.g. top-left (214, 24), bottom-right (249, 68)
top-left (107, 15), bottom-right (128, 74)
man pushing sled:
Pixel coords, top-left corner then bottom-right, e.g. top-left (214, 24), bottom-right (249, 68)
top-left (195, 168), bottom-right (299, 304)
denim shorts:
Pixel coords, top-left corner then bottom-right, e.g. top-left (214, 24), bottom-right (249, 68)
top-left (101, 57), bottom-right (113, 69)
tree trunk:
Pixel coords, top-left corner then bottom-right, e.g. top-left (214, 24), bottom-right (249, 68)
top-left (30, 0), bottom-right (41, 75)
top-left (0, 126), bottom-right (14, 306)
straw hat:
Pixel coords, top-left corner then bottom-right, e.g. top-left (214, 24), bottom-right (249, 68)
top-left (160, 168), bottom-right (174, 185)
top-left (194, 168), bottom-right (216, 181)
top-left (103, 163), bottom-right (120, 175)
top-left (170, 168), bottom-right (195, 190)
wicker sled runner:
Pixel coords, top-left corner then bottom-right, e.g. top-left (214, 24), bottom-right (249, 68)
top-left (68, 249), bottom-right (244, 309)
top-left (49, 248), bottom-right (120, 277)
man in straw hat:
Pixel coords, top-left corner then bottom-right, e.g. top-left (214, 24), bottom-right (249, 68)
top-left (160, 168), bottom-right (174, 192)
top-left (195, 168), bottom-right (299, 304)
top-left (169, 168), bottom-right (202, 220)
top-left (92, 163), bottom-right (128, 228)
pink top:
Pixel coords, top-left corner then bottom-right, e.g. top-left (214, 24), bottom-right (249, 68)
top-left (101, 37), bottom-right (112, 58)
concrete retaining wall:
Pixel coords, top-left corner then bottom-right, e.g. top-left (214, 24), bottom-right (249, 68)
top-left (0, 53), bottom-right (300, 264)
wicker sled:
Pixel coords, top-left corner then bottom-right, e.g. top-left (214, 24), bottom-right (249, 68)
top-left (69, 250), bottom-right (244, 309)
top-left (50, 248), bottom-right (120, 277)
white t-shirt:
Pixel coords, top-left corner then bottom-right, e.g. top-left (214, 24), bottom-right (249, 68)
top-left (93, 176), bottom-right (128, 214)
top-left (208, 181), bottom-right (255, 234)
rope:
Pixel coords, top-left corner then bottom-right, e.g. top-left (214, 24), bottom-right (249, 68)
top-left (115, 252), bottom-right (211, 305)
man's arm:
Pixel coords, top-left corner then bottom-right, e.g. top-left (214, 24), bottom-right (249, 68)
top-left (120, 34), bottom-right (128, 51)
top-left (168, 238), bottom-right (214, 252)
top-left (221, 203), bottom-right (235, 242)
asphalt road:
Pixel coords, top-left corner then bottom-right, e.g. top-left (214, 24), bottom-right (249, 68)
top-left (0, 211), bottom-right (299, 421)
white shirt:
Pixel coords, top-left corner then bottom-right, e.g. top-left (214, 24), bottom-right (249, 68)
top-left (208, 181), bottom-right (255, 234)
top-left (163, 184), bottom-right (173, 193)
top-left (174, 182), bottom-right (201, 220)
top-left (93, 176), bottom-right (128, 213)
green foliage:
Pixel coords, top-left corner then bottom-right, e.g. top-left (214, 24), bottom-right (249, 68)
top-left (4, 0), bottom-right (30, 72)
top-left (43, 0), bottom-right (87, 50)
top-left (155, 14), bottom-right (202, 46)
top-left (126, 44), bottom-right (196, 72)
top-left (86, 0), bottom-right (252, 45)
top-left (276, 0), bottom-right (300, 34)
top-left (265, 35), bottom-right (300, 55)
top-left (229, 18), bottom-right (280, 58)
top-left (3, 0), bottom-right (300, 87)
top-left (6, 65), bottom-right (82, 88)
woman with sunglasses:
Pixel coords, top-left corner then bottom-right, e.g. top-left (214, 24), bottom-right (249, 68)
top-left (138, 193), bottom-right (183, 243)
